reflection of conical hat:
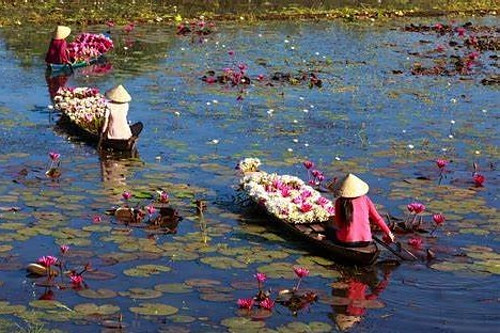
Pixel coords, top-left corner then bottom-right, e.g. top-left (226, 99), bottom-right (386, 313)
top-left (334, 314), bottom-right (362, 331)
top-left (105, 85), bottom-right (132, 103)
top-left (333, 173), bottom-right (369, 198)
top-left (54, 26), bottom-right (71, 39)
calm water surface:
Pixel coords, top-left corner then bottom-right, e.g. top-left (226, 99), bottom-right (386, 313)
top-left (0, 17), bottom-right (498, 332)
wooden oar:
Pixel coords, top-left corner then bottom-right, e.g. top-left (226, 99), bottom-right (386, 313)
top-left (373, 236), bottom-right (416, 261)
top-left (395, 241), bottom-right (419, 260)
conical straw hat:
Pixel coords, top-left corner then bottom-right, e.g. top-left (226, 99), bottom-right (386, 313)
top-left (333, 173), bottom-right (369, 198)
top-left (54, 26), bottom-right (71, 39)
top-left (105, 85), bottom-right (132, 103)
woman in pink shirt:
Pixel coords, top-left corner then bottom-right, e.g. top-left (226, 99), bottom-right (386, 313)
top-left (45, 26), bottom-right (71, 65)
top-left (331, 174), bottom-right (395, 247)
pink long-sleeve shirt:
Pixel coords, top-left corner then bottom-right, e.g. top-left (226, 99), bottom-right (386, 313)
top-left (334, 195), bottom-right (391, 243)
top-left (45, 39), bottom-right (69, 64)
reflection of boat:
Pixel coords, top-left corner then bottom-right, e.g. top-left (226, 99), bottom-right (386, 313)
top-left (56, 113), bottom-right (142, 152)
top-left (271, 217), bottom-right (379, 266)
top-left (47, 56), bottom-right (106, 75)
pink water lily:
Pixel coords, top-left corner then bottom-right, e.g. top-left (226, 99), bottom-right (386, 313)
top-left (49, 152), bottom-right (60, 161)
top-left (259, 298), bottom-right (274, 310)
top-left (433, 213), bottom-right (445, 226)
top-left (237, 298), bottom-right (254, 310)
top-left (407, 202), bottom-right (425, 214)
top-left (255, 272), bottom-right (267, 283)
top-left (435, 159), bottom-right (448, 169)
top-left (60, 245), bottom-right (69, 254)
top-left (293, 266), bottom-right (309, 278)
top-left (473, 174), bottom-right (485, 187)
top-left (303, 160), bottom-right (314, 169)
top-left (292, 196), bottom-right (302, 205)
top-left (456, 27), bottom-right (466, 37)
top-left (316, 196), bottom-right (329, 207)
top-left (228, 50), bottom-right (235, 56)
top-left (434, 23), bottom-right (443, 30)
top-left (311, 169), bottom-right (323, 178)
top-left (70, 274), bottom-right (84, 286)
top-left (38, 255), bottom-right (58, 267)
top-left (280, 187), bottom-right (292, 197)
top-left (122, 191), bottom-right (132, 200)
top-left (299, 203), bottom-right (313, 213)
top-left (408, 237), bottom-right (423, 249)
top-left (92, 215), bottom-right (102, 223)
top-left (300, 190), bottom-right (312, 200)
top-left (158, 191), bottom-right (169, 203)
top-left (326, 206), bottom-right (335, 215)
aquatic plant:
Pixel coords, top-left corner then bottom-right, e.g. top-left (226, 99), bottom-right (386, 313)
top-left (67, 33), bottom-right (113, 62)
top-left (46, 151), bottom-right (62, 179)
top-left (473, 174), bottom-right (485, 187)
top-left (237, 298), bottom-right (254, 310)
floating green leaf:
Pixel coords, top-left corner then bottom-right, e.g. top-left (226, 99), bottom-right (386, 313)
top-left (119, 288), bottom-right (163, 299)
top-left (123, 264), bottom-right (172, 277)
top-left (129, 303), bottom-right (178, 316)
top-left (154, 283), bottom-right (193, 294)
top-left (74, 303), bottom-right (120, 315)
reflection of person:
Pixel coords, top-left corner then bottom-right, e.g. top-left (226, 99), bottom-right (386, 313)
top-left (45, 26), bottom-right (71, 65)
top-left (151, 206), bottom-right (181, 233)
top-left (45, 73), bottom-right (69, 99)
top-left (100, 157), bottom-right (129, 188)
top-left (331, 267), bottom-right (392, 331)
top-left (101, 85), bottom-right (143, 140)
top-left (329, 174), bottom-right (394, 247)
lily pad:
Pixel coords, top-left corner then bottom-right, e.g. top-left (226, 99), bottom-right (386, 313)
top-left (74, 303), bottom-right (120, 315)
top-left (221, 317), bottom-right (266, 329)
top-left (185, 278), bottom-right (221, 287)
top-left (200, 256), bottom-right (247, 269)
top-left (257, 262), bottom-right (296, 279)
top-left (169, 315), bottom-right (197, 323)
top-left (129, 303), bottom-right (178, 316)
top-left (29, 300), bottom-right (70, 310)
top-left (119, 288), bottom-right (163, 299)
top-left (123, 264), bottom-right (172, 277)
top-left (154, 283), bottom-right (193, 294)
top-left (0, 245), bottom-right (13, 252)
top-left (78, 288), bottom-right (118, 299)
top-left (0, 301), bottom-right (26, 314)
top-left (199, 292), bottom-right (234, 302)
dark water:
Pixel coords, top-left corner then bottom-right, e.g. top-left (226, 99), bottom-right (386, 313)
top-left (0, 17), bottom-right (498, 332)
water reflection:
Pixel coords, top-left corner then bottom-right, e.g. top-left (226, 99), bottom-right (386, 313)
top-left (45, 71), bottom-right (70, 100)
top-left (99, 150), bottom-right (139, 189)
top-left (330, 264), bottom-right (395, 331)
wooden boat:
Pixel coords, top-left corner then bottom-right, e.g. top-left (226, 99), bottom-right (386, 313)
top-left (56, 113), bottom-right (141, 152)
top-left (269, 215), bottom-right (380, 266)
top-left (47, 56), bottom-right (105, 74)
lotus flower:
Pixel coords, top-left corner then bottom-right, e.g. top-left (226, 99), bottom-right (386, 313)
top-left (255, 272), bottom-right (267, 283)
top-left (303, 160), bottom-right (314, 169)
top-left (407, 202), bottom-right (425, 214)
top-left (60, 245), bottom-right (69, 254)
top-left (299, 203), bottom-right (313, 213)
top-left (38, 256), bottom-right (58, 267)
top-left (408, 237), bottom-right (423, 249)
top-left (146, 205), bottom-right (156, 215)
top-left (473, 174), bottom-right (485, 187)
top-left (293, 267), bottom-right (309, 278)
top-left (122, 191), bottom-right (132, 200)
top-left (436, 159), bottom-right (448, 169)
top-left (259, 298), bottom-right (274, 310)
top-left (92, 215), bottom-right (102, 223)
top-left (70, 274), bottom-right (84, 286)
top-left (49, 152), bottom-right (60, 161)
top-left (434, 23), bottom-right (443, 30)
top-left (456, 27), bottom-right (466, 37)
top-left (157, 191), bottom-right (169, 203)
top-left (433, 213), bottom-right (445, 226)
top-left (237, 298), bottom-right (254, 310)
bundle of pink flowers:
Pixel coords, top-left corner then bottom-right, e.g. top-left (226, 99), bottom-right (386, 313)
top-left (240, 168), bottom-right (335, 224)
top-left (68, 33), bottom-right (113, 62)
top-left (53, 87), bottom-right (106, 134)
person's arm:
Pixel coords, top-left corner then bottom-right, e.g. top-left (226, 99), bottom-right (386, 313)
top-left (101, 108), bottom-right (110, 136)
top-left (367, 197), bottom-right (394, 241)
top-left (60, 40), bottom-right (70, 64)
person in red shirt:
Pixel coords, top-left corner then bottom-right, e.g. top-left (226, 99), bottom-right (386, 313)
top-left (45, 26), bottom-right (71, 64)
top-left (330, 173), bottom-right (395, 247)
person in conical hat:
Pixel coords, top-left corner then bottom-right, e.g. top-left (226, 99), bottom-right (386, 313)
top-left (329, 173), bottom-right (394, 247)
top-left (101, 85), bottom-right (143, 142)
top-left (45, 26), bottom-right (71, 65)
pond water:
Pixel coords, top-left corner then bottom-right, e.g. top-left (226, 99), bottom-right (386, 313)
top-left (0, 17), bottom-right (498, 332)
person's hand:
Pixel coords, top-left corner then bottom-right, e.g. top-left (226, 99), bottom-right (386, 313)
top-left (383, 232), bottom-right (395, 244)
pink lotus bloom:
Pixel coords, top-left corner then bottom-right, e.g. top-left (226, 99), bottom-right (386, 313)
top-left (468, 51), bottom-right (480, 61)
top-left (434, 23), bottom-right (443, 30)
top-left (70, 274), bottom-right (84, 286)
top-left (473, 174), bottom-right (485, 187)
top-left (38, 255), bottom-right (58, 267)
top-left (146, 205), bottom-right (156, 215)
top-left (303, 160), bottom-right (315, 169)
top-left (84, 113), bottom-right (93, 122)
top-left (407, 202), bottom-right (425, 214)
top-left (408, 237), bottom-right (423, 249)
top-left (259, 298), bottom-right (274, 310)
top-left (300, 190), bottom-right (312, 200)
top-left (311, 169), bottom-right (322, 178)
top-left (280, 187), bottom-right (292, 197)
top-left (237, 298), bottom-right (254, 310)
top-left (299, 203), bottom-right (313, 213)
top-left (308, 179), bottom-right (318, 186)
top-left (293, 266), bottom-right (310, 278)
top-left (316, 196), bottom-right (329, 207)
top-left (92, 215), bottom-right (102, 223)
top-left (433, 213), bottom-right (445, 225)
top-left (326, 206), bottom-right (335, 215)
top-left (317, 174), bottom-right (325, 182)
top-left (106, 20), bottom-right (115, 28)
top-left (272, 179), bottom-right (284, 189)
top-left (254, 272), bottom-right (267, 283)
top-left (257, 74), bottom-right (265, 81)
top-left (49, 152), bottom-right (60, 161)
top-left (60, 245), bottom-right (69, 254)
top-left (436, 159), bottom-right (448, 169)
top-left (228, 50), bottom-right (235, 56)
top-left (456, 27), bottom-right (466, 37)
top-left (122, 191), bottom-right (132, 200)
top-left (292, 196), bottom-right (302, 204)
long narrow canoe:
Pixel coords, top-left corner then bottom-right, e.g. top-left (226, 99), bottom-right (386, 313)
top-left (47, 56), bottom-right (104, 74)
top-left (269, 215), bottom-right (380, 266)
top-left (56, 113), bottom-right (141, 152)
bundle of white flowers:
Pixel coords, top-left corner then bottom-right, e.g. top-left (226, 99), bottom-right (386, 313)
top-left (54, 87), bottom-right (106, 134)
top-left (240, 169), bottom-right (335, 224)
top-left (236, 157), bottom-right (261, 173)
